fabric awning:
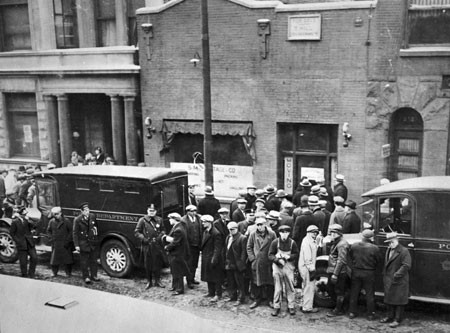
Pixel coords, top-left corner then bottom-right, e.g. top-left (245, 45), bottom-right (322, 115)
top-left (160, 120), bottom-right (256, 162)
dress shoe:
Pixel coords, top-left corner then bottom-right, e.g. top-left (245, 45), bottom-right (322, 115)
top-left (203, 293), bottom-right (213, 298)
top-left (168, 287), bottom-right (175, 291)
top-left (249, 301), bottom-right (259, 309)
top-left (380, 317), bottom-right (394, 324)
top-left (288, 308), bottom-right (296, 316)
top-left (302, 308), bottom-right (319, 314)
top-left (187, 284), bottom-right (194, 289)
top-left (327, 309), bottom-right (343, 317)
top-left (271, 308), bottom-right (280, 317)
top-left (268, 301), bottom-right (274, 308)
top-left (233, 300), bottom-right (242, 307)
top-left (84, 277), bottom-right (91, 284)
top-left (172, 291), bottom-right (184, 296)
top-left (91, 277), bottom-right (100, 282)
top-left (348, 312), bottom-right (357, 319)
top-left (154, 280), bottom-right (165, 288)
top-left (224, 297), bottom-right (237, 302)
top-left (210, 295), bottom-right (221, 302)
top-left (145, 282), bottom-right (152, 290)
top-left (389, 321), bottom-right (400, 328)
top-left (192, 280), bottom-right (200, 285)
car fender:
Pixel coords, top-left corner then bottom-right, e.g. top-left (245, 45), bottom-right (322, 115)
top-left (0, 218), bottom-right (12, 229)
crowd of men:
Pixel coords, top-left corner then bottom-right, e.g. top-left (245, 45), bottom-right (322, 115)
top-left (4, 172), bottom-right (411, 329)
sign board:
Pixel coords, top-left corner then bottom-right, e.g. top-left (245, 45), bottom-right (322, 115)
top-left (23, 125), bottom-right (32, 143)
top-left (301, 167), bottom-right (325, 182)
top-left (288, 14), bottom-right (321, 41)
top-left (284, 157), bottom-right (294, 195)
top-left (170, 162), bottom-right (253, 199)
top-left (382, 144), bottom-right (391, 158)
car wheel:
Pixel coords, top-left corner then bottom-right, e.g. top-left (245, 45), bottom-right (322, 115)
top-left (0, 227), bottom-right (18, 263)
top-left (100, 239), bottom-right (133, 278)
top-left (314, 267), bottom-right (336, 308)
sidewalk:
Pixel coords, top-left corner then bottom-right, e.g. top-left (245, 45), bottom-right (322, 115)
top-left (0, 274), bottom-right (278, 333)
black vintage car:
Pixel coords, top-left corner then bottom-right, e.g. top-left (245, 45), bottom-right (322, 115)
top-left (0, 166), bottom-right (189, 278)
top-left (314, 176), bottom-right (450, 306)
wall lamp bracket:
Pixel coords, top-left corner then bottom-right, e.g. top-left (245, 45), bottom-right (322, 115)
top-left (144, 117), bottom-right (156, 139)
top-left (343, 122), bottom-right (352, 147)
top-left (190, 52), bottom-right (201, 67)
top-left (257, 19), bottom-right (271, 59)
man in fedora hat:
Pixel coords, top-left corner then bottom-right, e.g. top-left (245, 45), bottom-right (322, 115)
top-left (299, 224), bottom-right (321, 313)
top-left (134, 203), bottom-right (166, 289)
top-left (181, 205), bottom-right (202, 287)
top-left (342, 200), bottom-right (361, 234)
top-left (348, 229), bottom-right (380, 320)
top-left (292, 178), bottom-right (311, 207)
top-left (197, 186), bottom-right (221, 219)
top-left (266, 210), bottom-right (282, 236)
top-left (310, 195), bottom-right (325, 235)
top-left (380, 232), bottom-right (411, 328)
top-left (292, 197), bottom-right (317, 249)
top-left (333, 174), bottom-right (348, 201)
top-left (73, 202), bottom-right (100, 284)
top-left (326, 224), bottom-right (350, 317)
top-left (268, 224), bottom-right (299, 316)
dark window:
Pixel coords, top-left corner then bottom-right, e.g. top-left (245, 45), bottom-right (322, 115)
top-left (53, 0), bottom-right (78, 48)
top-left (378, 196), bottom-right (413, 236)
top-left (6, 93), bottom-right (40, 158)
top-left (75, 179), bottom-right (90, 190)
top-left (0, 1), bottom-right (31, 51)
top-left (99, 180), bottom-right (113, 192)
top-left (171, 134), bottom-right (253, 166)
top-left (96, 0), bottom-right (116, 46)
top-left (414, 192), bottom-right (450, 239)
top-left (36, 179), bottom-right (58, 209)
top-left (127, 0), bottom-right (145, 46)
top-left (123, 181), bottom-right (140, 194)
top-left (407, 1), bottom-right (450, 46)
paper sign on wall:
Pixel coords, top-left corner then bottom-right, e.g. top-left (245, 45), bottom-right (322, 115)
top-left (23, 125), bottom-right (32, 143)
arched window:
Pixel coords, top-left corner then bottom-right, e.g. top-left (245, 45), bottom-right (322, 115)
top-left (389, 108), bottom-right (423, 180)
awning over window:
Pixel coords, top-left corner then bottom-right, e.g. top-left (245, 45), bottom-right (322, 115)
top-left (161, 120), bottom-right (256, 162)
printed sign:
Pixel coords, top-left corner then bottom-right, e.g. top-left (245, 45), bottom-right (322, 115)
top-left (23, 125), bottom-right (32, 143)
top-left (301, 167), bottom-right (325, 182)
top-left (170, 162), bottom-right (253, 199)
top-left (288, 14), bottom-right (321, 40)
top-left (284, 157), bottom-right (294, 195)
top-left (382, 144), bottom-right (391, 158)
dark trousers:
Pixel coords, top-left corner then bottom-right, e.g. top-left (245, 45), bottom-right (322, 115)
top-left (327, 273), bottom-right (350, 312)
top-left (187, 246), bottom-right (200, 283)
top-left (226, 269), bottom-right (246, 301)
top-left (207, 281), bottom-right (223, 297)
top-left (253, 284), bottom-right (274, 303)
top-left (387, 305), bottom-right (405, 322)
top-left (349, 269), bottom-right (376, 314)
top-left (51, 264), bottom-right (73, 276)
top-left (80, 249), bottom-right (98, 279)
top-left (144, 254), bottom-right (160, 283)
top-left (18, 248), bottom-right (37, 278)
top-left (172, 276), bottom-right (184, 293)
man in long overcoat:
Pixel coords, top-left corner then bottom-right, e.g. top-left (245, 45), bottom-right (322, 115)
top-left (73, 202), bottom-right (99, 284)
top-left (134, 203), bottom-right (166, 289)
top-left (247, 217), bottom-right (277, 309)
top-left (200, 214), bottom-right (224, 302)
top-left (197, 186), bottom-right (221, 219)
top-left (181, 204), bottom-right (202, 287)
top-left (342, 200), bottom-right (361, 234)
top-left (163, 212), bottom-right (190, 295)
top-left (10, 206), bottom-right (37, 278)
top-left (47, 206), bottom-right (74, 277)
top-left (380, 232), bottom-right (411, 328)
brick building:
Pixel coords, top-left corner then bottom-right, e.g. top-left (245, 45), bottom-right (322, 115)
top-left (0, 0), bottom-right (145, 169)
top-left (137, 0), bottom-right (450, 199)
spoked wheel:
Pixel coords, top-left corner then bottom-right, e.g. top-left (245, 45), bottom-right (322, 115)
top-left (100, 239), bottom-right (133, 278)
top-left (0, 227), bottom-right (18, 263)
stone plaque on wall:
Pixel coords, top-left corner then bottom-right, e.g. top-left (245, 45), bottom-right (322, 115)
top-left (288, 14), bottom-right (321, 41)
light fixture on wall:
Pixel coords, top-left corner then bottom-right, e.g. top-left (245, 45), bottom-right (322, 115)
top-left (144, 117), bottom-right (156, 139)
top-left (141, 23), bottom-right (153, 35)
top-left (190, 52), bottom-right (201, 67)
top-left (257, 19), bottom-right (271, 59)
top-left (141, 23), bottom-right (153, 61)
top-left (343, 122), bottom-right (352, 147)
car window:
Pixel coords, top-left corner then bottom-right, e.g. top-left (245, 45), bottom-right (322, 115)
top-left (36, 179), bottom-right (58, 209)
top-left (415, 192), bottom-right (450, 239)
top-left (378, 196), bottom-right (412, 235)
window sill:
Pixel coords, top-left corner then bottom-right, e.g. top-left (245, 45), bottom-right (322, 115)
top-left (400, 46), bottom-right (450, 57)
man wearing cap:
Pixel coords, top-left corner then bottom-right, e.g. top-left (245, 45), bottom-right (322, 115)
top-left (254, 198), bottom-right (266, 214)
top-left (319, 187), bottom-right (334, 213)
top-left (73, 202), bottom-right (100, 284)
top-left (181, 205), bottom-right (202, 287)
top-left (319, 200), bottom-right (332, 236)
top-left (188, 185), bottom-right (198, 206)
top-left (134, 204), bottom-right (166, 289)
top-left (334, 174), bottom-right (348, 201)
top-left (279, 203), bottom-right (294, 234)
top-left (263, 185), bottom-right (276, 210)
top-left (266, 210), bottom-right (282, 236)
top-left (163, 212), bottom-right (190, 295)
top-left (200, 214), bottom-right (224, 302)
top-left (230, 189), bottom-right (247, 215)
top-left (224, 221), bottom-right (248, 306)
top-left (232, 198), bottom-right (247, 223)
top-left (268, 224), bottom-right (299, 316)
top-left (197, 186), bottom-right (221, 219)
top-left (326, 224), bottom-right (350, 317)
top-left (247, 217), bottom-right (277, 309)
top-left (292, 199), bottom-right (317, 251)
top-left (342, 200), bottom-right (361, 234)
top-left (237, 209), bottom-right (254, 236)
top-left (380, 232), bottom-right (411, 328)
top-left (348, 229), bottom-right (380, 320)
top-left (47, 207), bottom-right (74, 277)
top-left (329, 196), bottom-right (346, 228)
top-left (10, 206), bottom-right (37, 278)
top-left (244, 185), bottom-right (257, 211)
top-left (18, 169), bottom-right (33, 207)
top-left (310, 195), bottom-right (325, 235)
top-left (299, 225), bottom-right (321, 313)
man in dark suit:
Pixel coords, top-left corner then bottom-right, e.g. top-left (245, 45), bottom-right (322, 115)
top-left (188, 185), bottom-right (198, 206)
top-left (342, 200), bottom-right (361, 234)
top-left (10, 206), bottom-right (37, 278)
top-left (380, 232), bottom-right (412, 328)
top-left (232, 198), bottom-right (247, 222)
top-left (163, 212), bottom-right (190, 295)
top-left (134, 203), bottom-right (166, 289)
top-left (197, 186), bottom-right (221, 219)
top-left (73, 202), bottom-right (99, 284)
top-left (333, 174), bottom-right (348, 202)
top-left (181, 204), bottom-right (202, 287)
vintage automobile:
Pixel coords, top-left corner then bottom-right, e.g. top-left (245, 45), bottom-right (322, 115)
top-left (0, 166), bottom-right (189, 278)
top-left (314, 176), bottom-right (450, 306)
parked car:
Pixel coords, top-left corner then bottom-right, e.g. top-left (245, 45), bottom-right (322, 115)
top-left (314, 176), bottom-right (450, 306)
top-left (0, 166), bottom-right (189, 278)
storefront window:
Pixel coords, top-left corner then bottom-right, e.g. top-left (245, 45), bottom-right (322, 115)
top-left (0, 1), bottom-right (31, 51)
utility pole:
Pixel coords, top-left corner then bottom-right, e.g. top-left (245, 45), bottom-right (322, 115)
top-left (201, 0), bottom-right (213, 187)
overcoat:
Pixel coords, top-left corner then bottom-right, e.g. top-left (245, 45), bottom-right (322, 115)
top-left (10, 215), bottom-right (35, 250)
top-left (342, 211), bottom-right (361, 234)
top-left (383, 244), bottom-right (411, 305)
top-left (246, 227), bottom-right (277, 286)
top-left (47, 215), bottom-right (74, 265)
top-left (231, 208), bottom-right (245, 223)
top-left (73, 213), bottom-right (99, 252)
top-left (197, 196), bottom-right (221, 218)
top-left (165, 222), bottom-right (190, 278)
top-left (225, 232), bottom-right (247, 272)
top-left (134, 215), bottom-right (166, 271)
top-left (200, 226), bottom-right (224, 282)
